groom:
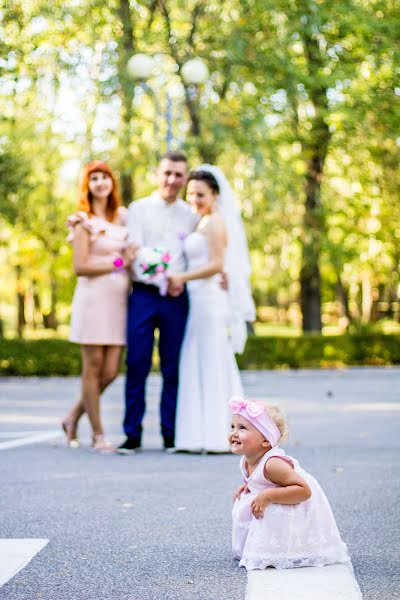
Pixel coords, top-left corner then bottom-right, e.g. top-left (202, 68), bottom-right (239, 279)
top-left (117, 151), bottom-right (198, 453)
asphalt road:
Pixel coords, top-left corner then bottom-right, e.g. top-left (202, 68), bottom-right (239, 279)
top-left (0, 368), bottom-right (399, 600)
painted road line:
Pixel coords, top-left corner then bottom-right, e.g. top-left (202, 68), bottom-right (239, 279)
top-left (0, 431), bottom-right (59, 438)
top-left (0, 539), bottom-right (49, 587)
top-left (246, 563), bottom-right (362, 600)
top-left (0, 431), bottom-right (61, 451)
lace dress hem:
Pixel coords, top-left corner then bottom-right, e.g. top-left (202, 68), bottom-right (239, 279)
top-left (239, 546), bottom-right (350, 570)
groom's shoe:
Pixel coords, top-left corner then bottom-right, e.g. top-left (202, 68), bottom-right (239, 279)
top-left (163, 435), bottom-right (175, 452)
top-left (116, 437), bottom-right (141, 455)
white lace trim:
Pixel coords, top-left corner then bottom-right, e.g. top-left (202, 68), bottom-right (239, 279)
top-left (240, 548), bottom-right (350, 571)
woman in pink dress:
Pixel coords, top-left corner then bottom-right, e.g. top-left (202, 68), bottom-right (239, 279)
top-left (61, 161), bottom-right (138, 452)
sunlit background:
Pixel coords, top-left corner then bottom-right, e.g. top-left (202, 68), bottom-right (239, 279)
top-left (1, 1), bottom-right (399, 344)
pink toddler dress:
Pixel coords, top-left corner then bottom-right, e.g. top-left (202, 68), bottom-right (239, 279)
top-left (232, 447), bottom-right (350, 570)
top-left (68, 210), bottom-right (130, 346)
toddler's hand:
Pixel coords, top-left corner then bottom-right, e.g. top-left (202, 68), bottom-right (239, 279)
top-left (251, 491), bottom-right (271, 519)
top-left (233, 483), bottom-right (249, 502)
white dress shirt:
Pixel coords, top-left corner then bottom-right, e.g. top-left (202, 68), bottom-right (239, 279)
top-left (127, 192), bottom-right (199, 283)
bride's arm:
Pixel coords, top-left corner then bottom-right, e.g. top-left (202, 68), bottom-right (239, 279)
top-left (169, 216), bottom-right (226, 286)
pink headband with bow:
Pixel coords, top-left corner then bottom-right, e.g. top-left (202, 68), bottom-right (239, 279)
top-left (229, 396), bottom-right (281, 447)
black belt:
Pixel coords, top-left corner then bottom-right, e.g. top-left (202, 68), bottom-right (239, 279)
top-left (133, 281), bottom-right (160, 292)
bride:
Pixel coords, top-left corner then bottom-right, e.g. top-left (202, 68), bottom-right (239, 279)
top-left (167, 165), bottom-right (255, 452)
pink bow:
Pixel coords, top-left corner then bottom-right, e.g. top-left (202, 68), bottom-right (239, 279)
top-left (229, 396), bottom-right (264, 417)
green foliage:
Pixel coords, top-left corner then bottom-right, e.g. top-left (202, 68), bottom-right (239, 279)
top-left (237, 333), bottom-right (400, 369)
top-left (0, 0), bottom-right (399, 336)
top-left (0, 143), bottom-right (31, 223)
top-left (1, 334), bottom-right (400, 376)
top-left (0, 339), bottom-right (82, 376)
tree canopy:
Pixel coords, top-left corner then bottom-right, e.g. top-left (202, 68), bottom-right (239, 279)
top-left (1, 0), bottom-right (399, 337)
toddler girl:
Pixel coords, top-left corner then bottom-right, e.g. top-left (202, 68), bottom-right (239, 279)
top-left (229, 396), bottom-right (350, 570)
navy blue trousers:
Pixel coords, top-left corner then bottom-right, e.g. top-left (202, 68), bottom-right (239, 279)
top-left (124, 283), bottom-right (189, 441)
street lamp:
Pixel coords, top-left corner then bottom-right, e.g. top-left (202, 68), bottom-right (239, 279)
top-left (181, 58), bottom-right (209, 86)
top-left (127, 53), bottom-right (208, 150)
top-left (126, 53), bottom-right (156, 81)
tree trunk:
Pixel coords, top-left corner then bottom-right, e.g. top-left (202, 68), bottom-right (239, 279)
top-left (16, 265), bottom-right (26, 338)
top-left (120, 171), bottom-right (134, 206)
top-left (116, 0), bottom-right (136, 205)
top-left (158, 1), bottom-right (214, 163)
top-left (300, 150), bottom-right (326, 332)
top-left (183, 86), bottom-right (217, 164)
top-left (385, 284), bottom-right (396, 320)
top-left (336, 272), bottom-right (352, 323)
top-left (369, 285), bottom-right (380, 323)
top-left (299, 21), bottom-right (331, 333)
top-left (183, 87), bottom-right (200, 137)
top-left (361, 273), bottom-right (372, 323)
top-left (0, 305), bottom-right (4, 339)
top-left (46, 273), bottom-right (58, 330)
top-left (32, 280), bottom-right (43, 328)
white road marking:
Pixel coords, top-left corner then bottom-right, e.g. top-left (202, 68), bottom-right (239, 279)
top-left (246, 563), bottom-right (363, 600)
top-left (0, 431), bottom-right (61, 451)
top-left (343, 402), bottom-right (400, 412)
top-left (0, 539), bottom-right (49, 587)
top-left (0, 414), bottom-right (59, 425)
top-left (0, 431), bottom-right (58, 438)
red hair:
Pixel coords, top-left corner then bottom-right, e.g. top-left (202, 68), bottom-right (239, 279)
top-left (77, 161), bottom-right (121, 222)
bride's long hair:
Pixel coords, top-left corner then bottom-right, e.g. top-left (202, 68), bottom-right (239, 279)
top-left (196, 164), bottom-right (256, 354)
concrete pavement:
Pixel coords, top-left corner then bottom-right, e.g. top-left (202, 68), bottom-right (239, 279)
top-left (0, 368), bottom-right (399, 599)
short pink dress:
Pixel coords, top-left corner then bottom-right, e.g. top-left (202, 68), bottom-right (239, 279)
top-left (68, 210), bottom-right (130, 346)
top-left (232, 447), bottom-right (350, 570)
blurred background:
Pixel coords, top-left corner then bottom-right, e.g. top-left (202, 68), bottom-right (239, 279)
top-left (1, 1), bottom-right (399, 369)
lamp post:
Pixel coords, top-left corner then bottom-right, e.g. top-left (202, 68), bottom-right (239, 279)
top-left (126, 53), bottom-right (209, 151)
top-left (126, 53), bottom-right (156, 81)
top-left (181, 58), bottom-right (209, 86)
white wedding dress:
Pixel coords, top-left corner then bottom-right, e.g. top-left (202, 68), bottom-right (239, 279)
top-left (174, 230), bottom-right (243, 452)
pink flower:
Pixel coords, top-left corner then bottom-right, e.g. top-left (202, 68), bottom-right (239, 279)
top-left (155, 264), bottom-right (165, 273)
top-left (113, 257), bottom-right (124, 269)
top-left (229, 396), bottom-right (264, 417)
top-left (161, 252), bottom-right (171, 263)
top-left (141, 262), bottom-right (149, 271)
top-left (229, 396), bottom-right (247, 412)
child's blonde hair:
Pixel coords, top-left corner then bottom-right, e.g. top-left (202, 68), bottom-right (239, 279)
top-left (263, 403), bottom-right (289, 442)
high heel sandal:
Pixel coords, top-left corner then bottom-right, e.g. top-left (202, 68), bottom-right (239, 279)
top-left (61, 419), bottom-right (80, 448)
top-left (91, 435), bottom-right (116, 454)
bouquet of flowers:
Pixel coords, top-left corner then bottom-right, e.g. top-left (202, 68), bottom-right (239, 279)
top-left (139, 247), bottom-right (171, 296)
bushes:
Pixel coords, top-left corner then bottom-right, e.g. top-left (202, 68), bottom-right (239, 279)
top-left (236, 334), bottom-right (400, 369)
top-left (0, 339), bottom-right (83, 376)
top-left (1, 334), bottom-right (400, 376)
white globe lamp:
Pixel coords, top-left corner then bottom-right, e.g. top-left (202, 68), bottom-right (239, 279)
top-left (181, 58), bottom-right (209, 85)
top-left (127, 53), bottom-right (155, 80)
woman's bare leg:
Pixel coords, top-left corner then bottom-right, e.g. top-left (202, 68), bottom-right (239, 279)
top-left (62, 345), bottom-right (122, 446)
top-left (62, 345), bottom-right (121, 435)
top-left (63, 396), bottom-right (85, 438)
top-left (80, 344), bottom-right (106, 437)
top-left (100, 346), bottom-right (124, 391)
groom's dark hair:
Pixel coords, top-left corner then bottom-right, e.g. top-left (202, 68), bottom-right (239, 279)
top-left (160, 151), bottom-right (188, 163)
